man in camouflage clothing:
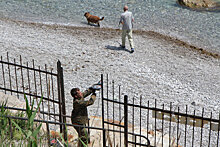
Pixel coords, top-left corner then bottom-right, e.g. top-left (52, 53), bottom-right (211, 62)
top-left (71, 87), bottom-right (96, 147)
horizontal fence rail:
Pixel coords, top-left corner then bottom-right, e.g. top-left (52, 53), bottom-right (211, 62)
top-left (0, 111), bottom-right (150, 147)
top-left (0, 53), bottom-right (66, 135)
top-left (101, 74), bottom-right (220, 147)
top-left (1, 53), bottom-right (219, 147)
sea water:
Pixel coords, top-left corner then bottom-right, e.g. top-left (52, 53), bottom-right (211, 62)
top-left (0, 0), bottom-right (219, 53)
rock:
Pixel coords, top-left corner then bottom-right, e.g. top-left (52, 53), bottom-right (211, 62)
top-left (177, 0), bottom-right (220, 10)
top-left (66, 116), bottom-right (181, 147)
top-left (191, 101), bottom-right (196, 106)
top-left (0, 92), bottom-right (26, 110)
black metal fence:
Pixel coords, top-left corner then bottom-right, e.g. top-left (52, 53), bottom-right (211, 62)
top-left (0, 54), bottom-right (219, 146)
top-left (101, 74), bottom-right (220, 147)
top-left (0, 53), bottom-right (66, 136)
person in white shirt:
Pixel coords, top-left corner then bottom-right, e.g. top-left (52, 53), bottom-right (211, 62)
top-left (119, 5), bottom-right (135, 53)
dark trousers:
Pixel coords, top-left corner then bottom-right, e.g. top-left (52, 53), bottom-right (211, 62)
top-left (74, 125), bottom-right (90, 147)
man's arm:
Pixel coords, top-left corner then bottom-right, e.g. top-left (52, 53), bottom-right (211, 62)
top-left (132, 13), bottom-right (134, 22)
top-left (82, 88), bottom-right (94, 98)
top-left (74, 93), bottom-right (96, 107)
top-left (119, 15), bottom-right (124, 25)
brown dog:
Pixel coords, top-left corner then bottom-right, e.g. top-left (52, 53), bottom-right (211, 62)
top-left (84, 12), bottom-right (104, 27)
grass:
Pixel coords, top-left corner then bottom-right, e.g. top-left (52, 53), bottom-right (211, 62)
top-left (11, 95), bottom-right (43, 147)
top-left (0, 95), bottom-right (72, 147)
top-left (0, 95), bottom-right (47, 146)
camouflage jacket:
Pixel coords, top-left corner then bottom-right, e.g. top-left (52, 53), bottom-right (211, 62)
top-left (71, 88), bottom-right (96, 125)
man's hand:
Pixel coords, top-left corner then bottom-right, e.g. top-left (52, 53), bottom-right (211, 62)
top-left (119, 21), bottom-right (124, 25)
top-left (92, 91), bottom-right (96, 96)
top-left (90, 81), bottom-right (102, 91)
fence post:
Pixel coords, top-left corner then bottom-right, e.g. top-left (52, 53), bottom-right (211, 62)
top-left (57, 60), bottom-right (67, 141)
top-left (124, 95), bottom-right (128, 147)
top-left (46, 122), bottom-right (51, 147)
top-left (57, 61), bottom-right (63, 134)
top-left (103, 129), bottom-right (106, 147)
top-left (60, 65), bottom-right (67, 141)
top-left (8, 118), bottom-right (13, 139)
top-left (101, 74), bottom-right (106, 147)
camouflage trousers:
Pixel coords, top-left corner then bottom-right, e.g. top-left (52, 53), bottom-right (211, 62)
top-left (74, 125), bottom-right (90, 147)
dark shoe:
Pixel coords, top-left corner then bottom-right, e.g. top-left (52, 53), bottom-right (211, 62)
top-left (130, 48), bottom-right (134, 53)
top-left (120, 45), bottom-right (125, 49)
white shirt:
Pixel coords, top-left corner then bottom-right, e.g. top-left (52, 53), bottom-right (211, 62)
top-left (120, 11), bottom-right (134, 30)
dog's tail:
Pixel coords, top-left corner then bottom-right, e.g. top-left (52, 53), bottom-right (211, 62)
top-left (100, 17), bottom-right (104, 21)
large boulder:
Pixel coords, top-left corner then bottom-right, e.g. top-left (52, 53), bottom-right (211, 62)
top-left (177, 0), bottom-right (220, 10)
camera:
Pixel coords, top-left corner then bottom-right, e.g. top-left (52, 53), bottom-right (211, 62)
top-left (89, 81), bottom-right (102, 91)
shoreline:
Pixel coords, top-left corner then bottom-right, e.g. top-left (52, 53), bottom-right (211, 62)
top-left (1, 17), bottom-right (220, 59)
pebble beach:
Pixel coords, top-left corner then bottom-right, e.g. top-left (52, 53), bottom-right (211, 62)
top-left (1, 0), bottom-right (220, 145)
top-left (1, 17), bottom-right (220, 116)
top-left (1, 14), bottom-right (220, 145)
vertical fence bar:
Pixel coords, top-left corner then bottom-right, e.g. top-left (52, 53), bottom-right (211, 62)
top-left (45, 64), bottom-right (50, 120)
top-left (39, 66), bottom-right (45, 120)
top-left (33, 60), bottom-right (39, 112)
top-left (27, 62), bottom-right (31, 105)
top-left (112, 80), bottom-right (115, 147)
top-left (107, 74), bottom-right (109, 133)
top-left (184, 105), bottom-right (188, 147)
top-left (208, 112), bottom-right (212, 147)
top-left (20, 55), bottom-right (25, 95)
top-left (119, 85), bottom-right (122, 147)
top-left (14, 59), bottom-right (19, 98)
top-left (51, 69), bottom-right (56, 121)
top-left (60, 64), bottom-right (67, 141)
top-left (46, 122), bottom-right (51, 147)
top-left (155, 99), bottom-right (157, 146)
top-left (1, 56), bottom-right (6, 94)
top-left (8, 118), bottom-right (13, 139)
top-left (192, 110), bottom-right (195, 147)
top-left (162, 104), bottom-right (164, 147)
top-left (147, 101), bottom-right (149, 139)
top-left (101, 74), bottom-right (105, 147)
top-left (124, 95), bottom-right (128, 147)
top-left (200, 108), bottom-right (204, 147)
top-left (217, 112), bottom-right (220, 147)
top-left (140, 95), bottom-right (142, 144)
top-left (7, 53), bottom-right (12, 95)
top-left (132, 96), bottom-right (135, 146)
top-left (177, 107), bottom-right (180, 146)
top-left (169, 102), bottom-right (172, 147)
top-left (57, 61), bottom-right (63, 133)
top-left (107, 75), bottom-right (110, 147)
top-left (135, 136), bottom-right (137, 147)
top-left (103, 129), bottom-right (106, 147)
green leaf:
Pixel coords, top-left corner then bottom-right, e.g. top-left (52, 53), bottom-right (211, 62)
top-left (11, 120), bottom-right (27, 137)
top-left (26, 130), bottom-right (32, 139)
top-left (58, 124), bottom-right (69, 146)
top-left (24, 95), bottom-right (32, 118)
top-left (32, 141), bottom-right (38, 147)
top-left (58, 132), bottom-right (65, 143)
top-left (31, 123), bottom-right (42, 138)
top-left (31, 98), bottom-right (35, 112)
top-left (79, 138), bottom-right (88, 147)
top-left (0, 101), bottom-right (7, 114)
top-left (30, 96), bottom-right (43, 126)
